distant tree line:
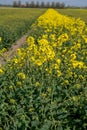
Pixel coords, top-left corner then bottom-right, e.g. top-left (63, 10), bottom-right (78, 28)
top-left (0, 1), bottom-right (87, 9)
top-left (0, 4), bottom-right (12, 7)
top-left (13, 0), bottom-right (65, 8)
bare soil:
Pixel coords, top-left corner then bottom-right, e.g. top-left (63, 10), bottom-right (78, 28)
top-left (0, 34), bottom-right (28, 65)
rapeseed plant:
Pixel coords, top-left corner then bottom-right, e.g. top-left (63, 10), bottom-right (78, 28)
top-left (0, 9), bottom-right (87, 130)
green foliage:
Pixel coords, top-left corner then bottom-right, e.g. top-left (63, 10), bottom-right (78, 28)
top-left (58, 9), bottom-right (87, 24)
top-left (0, 9), bottom-right (87, 130)
top-left (0, 8), bottom-right (46, 50)
top-left (0, 59), bottom-right (87, 129)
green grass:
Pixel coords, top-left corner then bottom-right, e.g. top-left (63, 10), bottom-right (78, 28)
top-left (0, 8), bottom-right (46, 50)
top-left (58, 9), bottom-right (87, 24)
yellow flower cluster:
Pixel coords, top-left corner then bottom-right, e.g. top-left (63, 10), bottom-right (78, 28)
top-left (26, 9), bottom-right (87, 76)
top-left (17, 72), bottom-right (26, 80)
top-left (0, 48), bottom-right (6, 57)
top-left (0, 37), bottom-right (2, 42)
top-left (5, 9), bottom-right (87, 83)
top-left (0, 68), bottom-right (4, 74)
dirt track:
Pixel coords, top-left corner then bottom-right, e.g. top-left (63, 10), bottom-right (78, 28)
top-left (0, 34), bottom-right (28, 65)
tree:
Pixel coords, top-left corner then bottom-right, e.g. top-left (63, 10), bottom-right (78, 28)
top-left (36, 1), bottom-right (40, 8)
top-left (13, 0), bottom-right (18, 7)
top-left (46, 2), bottom-right (50, 8)
top-left (30, 1), bottom-right (35, 8)
top-left (18, 0), bottom-right (21, 7)
top-left (51, 1), bottom-right (56, 8)
top-left (60, 2), bottom-right (65, 8)
top-left (55, 2), bottom-right (60, 8)
top-left (25, 1), bottom-right (29, 7)
top-left (40, 1), bottom-right (45, 8)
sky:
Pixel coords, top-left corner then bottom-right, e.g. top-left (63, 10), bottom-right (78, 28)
top-left (0, 0), bottom-right (87, 7)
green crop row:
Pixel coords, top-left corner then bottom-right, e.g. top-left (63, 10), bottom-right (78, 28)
top-left (58, 9), bottom-right (87, 24)
top-left (0, 8), bottom-right (46, 50)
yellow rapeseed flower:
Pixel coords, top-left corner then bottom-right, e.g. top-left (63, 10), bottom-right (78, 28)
top-left (72, 61), bottom-right (84, 69)
top-left (47, 87), bottom-right (51, 93)
top-left (13, 58), bottom-right (19, 64)
top-left (16, 81), bottom-right (22, 87)
top-left (0, 37), bottom-right (2, 42)
top-left (57, 70), bottom-right (62, 77)
top-left (0, 69), bottom-right (4, 74)
top-left (35, 60), bottom-right (42, 66)
top-left (27, 36), bottom-right (34, 44)
top-left (9, 86), bottom-right (13, 90)
top-left (10, 99), bottom-right (16, 104)
top-left (56, 59), bottom-right (61, 64)
top-left (17, 72), bottom-right (26, 80)
top-left (70, 53), bottom-right (76, 60)
top-left (41, 93), bottom-right (46, 97)
top-left (35, 82), bottom-right (40, 87)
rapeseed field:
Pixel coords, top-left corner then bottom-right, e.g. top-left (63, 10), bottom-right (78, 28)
top-left (0, 9), bottom-right (87, 130)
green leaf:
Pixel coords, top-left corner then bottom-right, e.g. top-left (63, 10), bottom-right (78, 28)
top-left (31, 120), bottom-right (39, 127)
top-left (40, 121), bottom-right (51, 130)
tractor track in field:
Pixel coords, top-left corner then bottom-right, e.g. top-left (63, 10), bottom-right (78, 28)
top-left (0, 34), bottom-right (28, 66)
